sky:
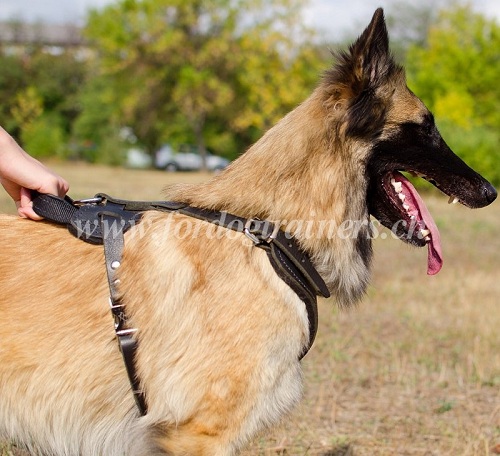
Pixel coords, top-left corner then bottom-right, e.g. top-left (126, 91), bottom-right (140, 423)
top-left (0, 0), bottom-right (499, 41)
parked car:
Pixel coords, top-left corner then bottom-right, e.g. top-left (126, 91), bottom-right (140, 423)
top-left (155, 144), bottom-right (229, 172)
top-left (125, 147), bottom-right (152, 169)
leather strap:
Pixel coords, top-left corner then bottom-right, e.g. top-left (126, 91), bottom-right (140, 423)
top-left (34, 193), bottom-right (147, 414)
top-left (32, 193), bottom-right (77, 223)
top-left (100, 212), bottom-right (147, 416)
top-left (176, 207), bottom-right (330, 299)
top-left (33, 193), bottom-right (329, 299)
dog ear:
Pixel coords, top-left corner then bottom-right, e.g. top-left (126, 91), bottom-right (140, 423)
top-left (325, 8), bottom-right (399, 139)
top-left (347, 8), bottom-right (397, 138)
top-left (349, 8), bottom-right (391, 89)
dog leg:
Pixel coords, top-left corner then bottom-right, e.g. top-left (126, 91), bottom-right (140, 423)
top-left (145, 357), bottom-right (303, 456)
top-left (154, 423), bottom-right (234, 456)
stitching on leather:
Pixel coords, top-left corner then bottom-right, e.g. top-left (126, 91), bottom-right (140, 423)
top-left (275, 247), bottom-right (309, 291)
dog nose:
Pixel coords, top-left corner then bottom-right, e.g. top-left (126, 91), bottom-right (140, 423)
top-left (483, 182), bottom-right (497, 204)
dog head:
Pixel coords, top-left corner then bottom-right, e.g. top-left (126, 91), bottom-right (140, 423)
top-left (324, 8), bottom-right (497, 275)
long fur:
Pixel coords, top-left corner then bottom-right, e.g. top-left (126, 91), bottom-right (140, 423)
top-left (0, 8), bottom-right (488, 456)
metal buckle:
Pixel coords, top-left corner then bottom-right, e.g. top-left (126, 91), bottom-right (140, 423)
top-left (109, 297), bottom-right (125, 330)
top-left (266, 223), bottom-right (281, 243)
top-left (244, 219), bottom-right (280, 244)
top-left (243, 219), bottom-right (263, 244)
top-left (116, 328), bottom-right (138, 337)
top-left (109, 298), bottom-right (137, 336)
top-left (73, 196), bottom-right (105, 207)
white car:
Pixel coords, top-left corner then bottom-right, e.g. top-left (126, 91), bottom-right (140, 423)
top-left (155, 145), bottom-right (229, 172)
top-left (125, 147), bottom-right (153, 169)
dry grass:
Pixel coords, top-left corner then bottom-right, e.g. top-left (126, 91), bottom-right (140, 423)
top-left (1, 162), bottom-right (499, 456)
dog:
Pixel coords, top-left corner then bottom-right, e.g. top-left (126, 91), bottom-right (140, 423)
top-left (0, 8), bottom-right (496, 456)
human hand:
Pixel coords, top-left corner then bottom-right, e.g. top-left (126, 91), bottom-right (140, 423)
top-left (0, 127), bottom-right (69, 220)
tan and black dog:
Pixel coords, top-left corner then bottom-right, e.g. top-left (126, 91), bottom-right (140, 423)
top-left (0, 8), bottom-right (496, 456)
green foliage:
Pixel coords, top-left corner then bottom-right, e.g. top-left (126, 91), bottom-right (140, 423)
top-left (0, 53), bottom-right (27, 133)
top-left (0, 47), bottom-right (87, 147)
top-left (435, 400), bottom-right (455, 414)
top-left (72, 74), bottom-right (120, 150)
top-left (406, 4), bottom-right (500, 186)
top-left (82, 0), bottom-right (323, 159)
top-left (9, 86), bottom-right (67, 159)
top-left (10, 86), bottom-right (43, 131)
top-left (21, 113), bottom-right (66, 159)
top-left (94, 134), bottom-right (127, 166)
top-left (0, 0), bottom-right (498, 181)
top-left (438, 121), bottom-right (500, 184)
top-left (28, 50), bottom-right (87, 133)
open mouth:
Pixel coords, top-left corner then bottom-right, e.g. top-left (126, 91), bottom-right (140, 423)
top-left (368, 166), bottom-right (496, 276)
top-left (380, 171), bottom-right (444, 275)
top-left (364, 114), bottom-right (497, 277)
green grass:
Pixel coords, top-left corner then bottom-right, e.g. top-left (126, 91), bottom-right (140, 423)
top-left (1, 162), bottom-right (499, 456)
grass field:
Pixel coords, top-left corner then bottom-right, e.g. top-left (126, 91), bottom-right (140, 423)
top-left (1, 162), bottom-right (499, 456)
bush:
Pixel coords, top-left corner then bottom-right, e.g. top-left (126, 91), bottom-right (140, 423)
top-left (21, 114), bottom-right (66, 159)
top-left (94, 133), bottom-right (126, 166)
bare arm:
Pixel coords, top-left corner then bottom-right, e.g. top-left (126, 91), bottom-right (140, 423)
top-left (0, 126), bottom-right (69, 220)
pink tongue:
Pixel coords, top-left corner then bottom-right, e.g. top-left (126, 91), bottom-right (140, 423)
top-left (394, 173), bottom-right (443, 275)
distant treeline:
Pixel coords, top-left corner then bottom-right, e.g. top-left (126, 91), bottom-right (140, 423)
top-left (0, 0), bottom-right (498, 185)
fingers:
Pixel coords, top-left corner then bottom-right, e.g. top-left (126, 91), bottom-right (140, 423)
top-left (17, 187), bottom-right (43, 221)
top-left (35, 166), bottom-right (70, 198)
top-left (0, 179), bottom-right (41, 220)
top-left (17, 171), bottom-right (70, 221)
top-left (1, 159), bottom-right (69, 220)
top-left (0, 127), bottom-right (69, 219)
top-left (21, 154), bottom-right (70, 197)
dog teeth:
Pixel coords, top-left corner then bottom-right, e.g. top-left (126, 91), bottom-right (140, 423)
top-left (425, 235), bottom-right (431, 242)
top-left (448, 195), bottom-right (459, 204)
top-left (403, 203), bottom-right (410, 210)
top-left (398, 193), bottom-right (405, 202)
top-left (391, 179), bottom-right (403, 193)
top-left (420, 229), bottom-right (430, 237)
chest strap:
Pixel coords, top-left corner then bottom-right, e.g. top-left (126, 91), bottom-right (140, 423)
top-left (32, 192), bottom-right (330, 416)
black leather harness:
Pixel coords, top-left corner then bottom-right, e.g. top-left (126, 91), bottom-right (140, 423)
top-left (32, 192), bottom-right (330, 416)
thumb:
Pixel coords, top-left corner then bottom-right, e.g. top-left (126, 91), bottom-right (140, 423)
top-left (17, 187), bottom-right (43, 220)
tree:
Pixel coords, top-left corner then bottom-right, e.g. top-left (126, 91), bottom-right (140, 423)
top-left (72, 73), bottom-right (125, 164)
top-left (28, 50), bottom-right (87, 135)
top-left (229, 15), bottom-right (325, 143)
top-left (0, 52), bottom-right (28, 135)
top-left (0, 46), bottom-right (87, 155)
top-left (83, 0), bottom-right (322, 163)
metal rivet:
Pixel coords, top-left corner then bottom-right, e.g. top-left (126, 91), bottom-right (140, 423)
top-left (111, 261), bottom-right (121, 269)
